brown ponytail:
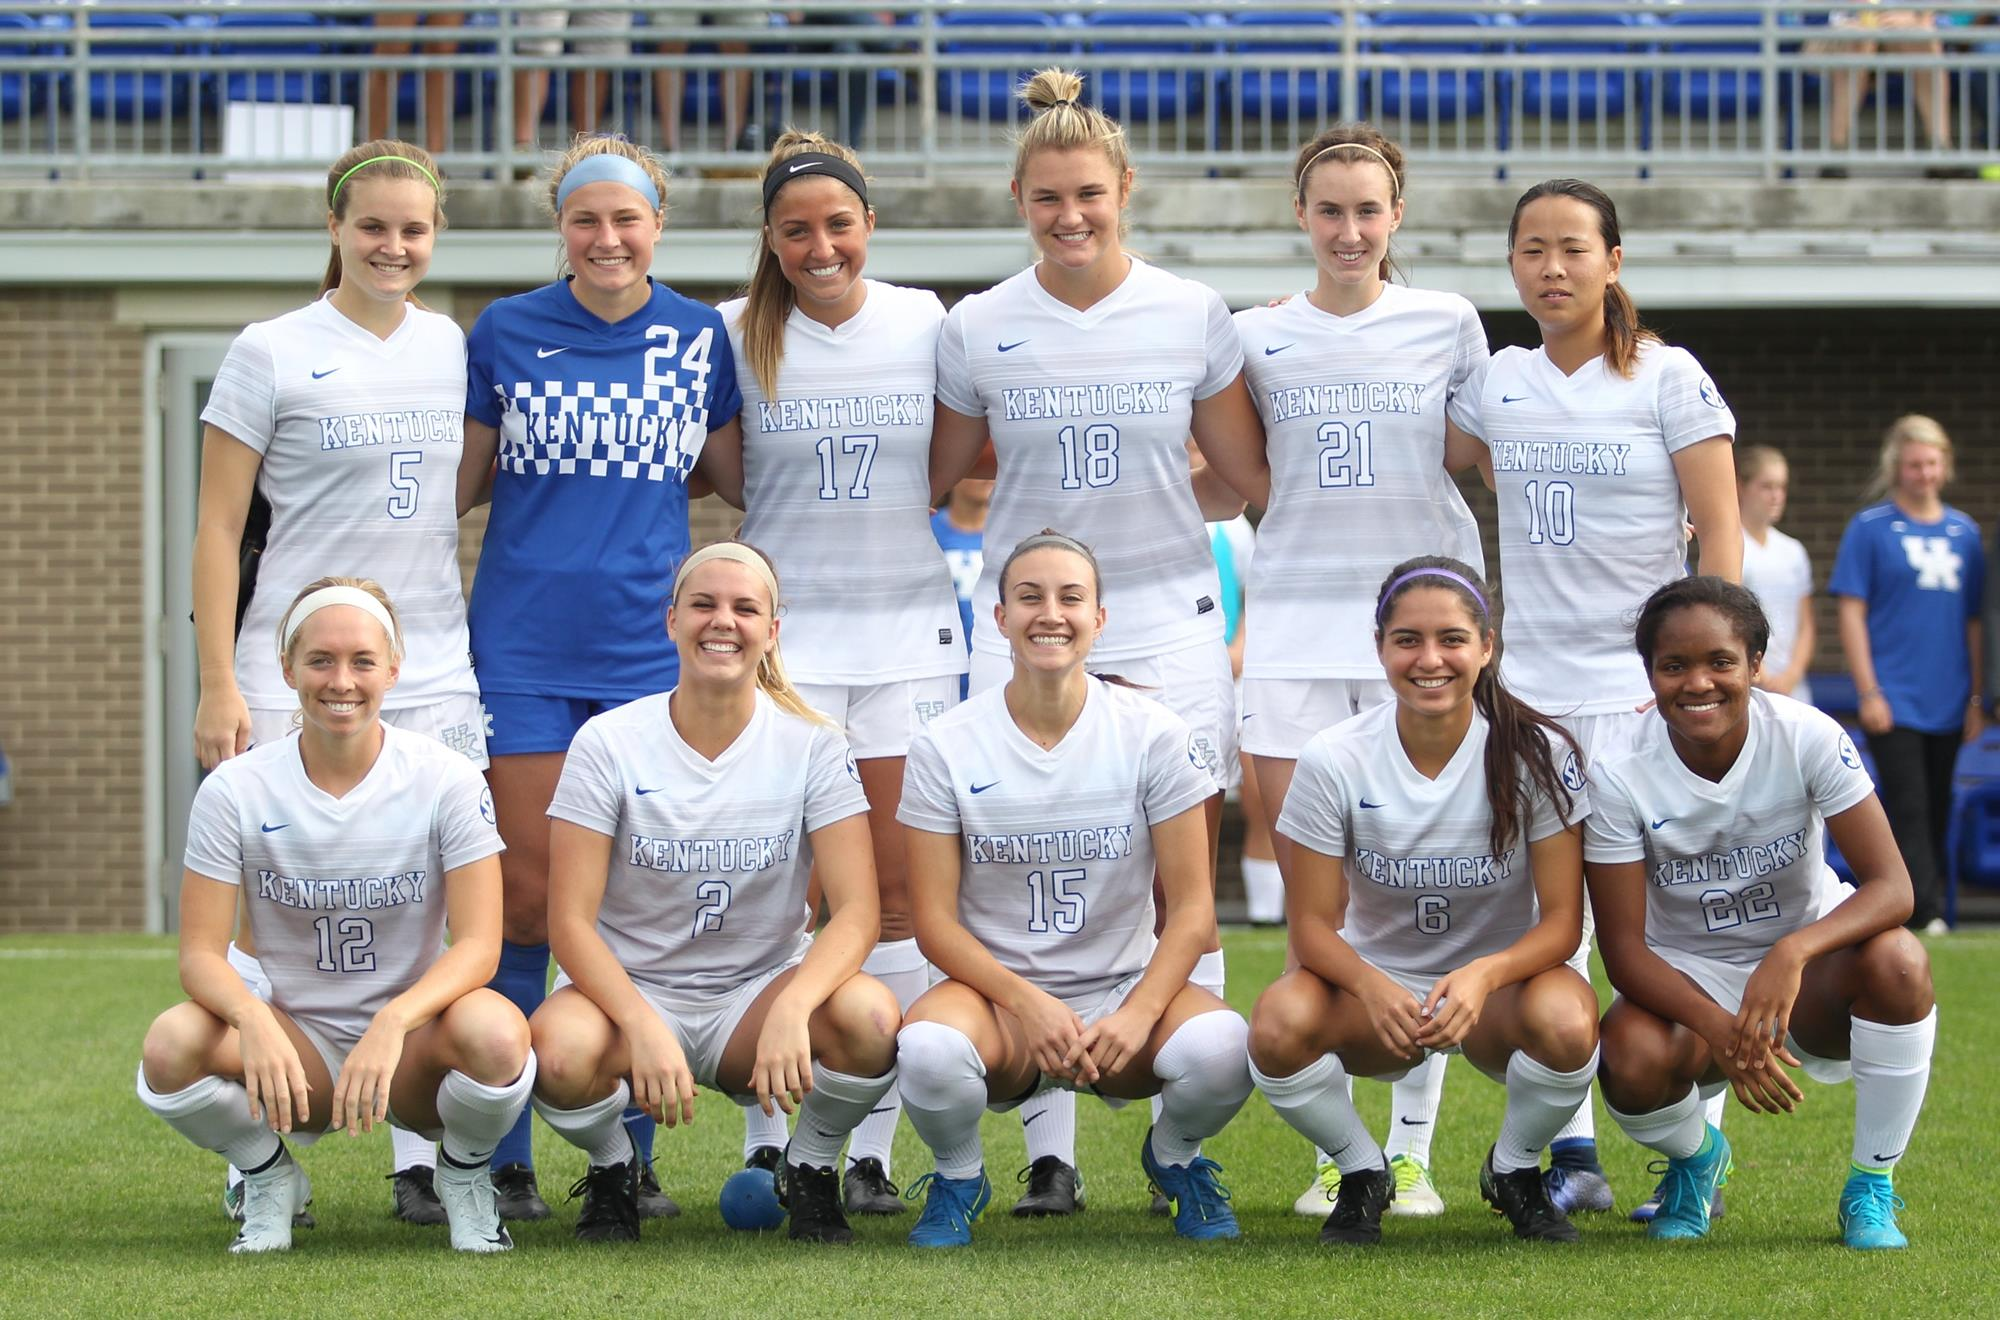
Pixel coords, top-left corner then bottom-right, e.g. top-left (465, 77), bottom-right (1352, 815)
top-left (320, 139), bottom-right (444, 299)
top-left (1507, 178), bottom-right (1659, 379)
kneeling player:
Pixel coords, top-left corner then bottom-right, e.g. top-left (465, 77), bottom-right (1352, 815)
top-left (138, 578), bottom-right (530, 1254)
top-left (1250, 558), bottom-right (1597, 1245)
top-left (1587, 578), bottom-right (1935, 1249)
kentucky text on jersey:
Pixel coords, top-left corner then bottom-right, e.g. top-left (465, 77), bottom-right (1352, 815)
top-left (1490, 439), bottom-right (1634, 476)
top-left (513, 400), bottom-right (699, 458)
top-left (256, 870), bottom-right (428, 910)
top-left (1651, 829), bottom-right (1813, 888)
top-left (755, 393), bottom-right (931, 432)
top-left (967, 824), bottom-right (1136, 865)
top-left (1266, 380), bottom-right (1428, 423)
top-left (999, 382), bottom-right (1174, 421)
top-left (1351, 847), bottom-right (1513, 889)
top-left (318, 409), bottom-right (463, 450)
top-left (628, 830), bottom-right (798, 873)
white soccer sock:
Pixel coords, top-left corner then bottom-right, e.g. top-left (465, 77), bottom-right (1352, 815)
top-left (1702, 1091), bottom-right (1727, 1131)
top-left (1552, 1094), bottom-right (1596, 1144)
top-left (391, 1126), bottom-right (436, 1172)
top-left (897, 1021), bottom-right (988, 1180)
top-left (136, 1066), bottom-right (283, 1173)
top-left (788, 1062), bottom-right (897, 1170)
top-left (1192, 949), bottom-right (1226, 997)
top-left (1252, 1053), bottom-right (1384, 1175)
top-left (436, 1058), bottom-right (538, 1170)
top-left (1019, 1087), bottom-right (1076, 1167)
top-left (1607, 1084), bottom-right (1705, 1160)
top-left (533, 1080), bottom-right (634, 1168)
top-left (1850, 1008), bottom-right (1937, 1173)
top-left (1148, 1011), bottom-right (1252, 1167)
top-left (1382, 1052), bottom-right (1448, 1164)
top-left (1494, 1048), bottom-right (1599, 1174)
top-left (743, 1099), bottom-right (790, 1159)
top-left (1242, 857), bottom-right (1285, 925)
top-left (844, 938), bottom-right (929, 1174)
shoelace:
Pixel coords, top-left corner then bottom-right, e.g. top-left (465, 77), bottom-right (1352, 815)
top-left (1314, 1164), bottom-right (1341, 1195)
top-left (854, 1162), bottom-right (901, 1198)
top-left (1655, 1156), bottom-right (1709, 1223)
top-left (1177, 1156), bottom-right (1234, 1223)
top-left (1841, 1183), bottom-right (1906, 1228)
top-left (1391, 1158), bottom-right (1427, 1194)
top-left (906, 1172), bottom-right (979, 1229)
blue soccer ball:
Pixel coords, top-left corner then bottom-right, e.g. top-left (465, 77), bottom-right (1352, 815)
top-left (719, 1167), bottom-right (786, 1231)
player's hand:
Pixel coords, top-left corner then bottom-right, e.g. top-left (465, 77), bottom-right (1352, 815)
top-left (1728, 943), bottom-right (1805, 1075)
top-left (1415, 963), bottom-right (1493, 1052)
top-left (237, 1003), bottom-right (312, 1134)
top-left (1010, 986), bottom-right (1087, 1080)
top-left (629, 1016), bottom-right (697, 1128)
top-left (1069, 1004), bottom-right (1152, 1084)
top-left (194, 684), bottom-right (254, 769)
top-left (1859, 691), bottom-right (1893, 736)
top-left (749, 1001), bottom-right (813, 1117)
top-left (1715, 1035), bottom-right (1805, 1114)
top-left (1356, 971), bottom-right (1427, 1062)
top-left (1965, 704), bottom-right (1987, 744)
top-left (332, 1015), bottom-right (407, 1137)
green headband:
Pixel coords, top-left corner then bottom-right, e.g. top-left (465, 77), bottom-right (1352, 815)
top-left (331, 155), bottom-right (440, 204)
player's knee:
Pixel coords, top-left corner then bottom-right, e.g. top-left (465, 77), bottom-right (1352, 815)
top-left (820, 973), bottom-right (900, 1073)
top-left (895, 1019), bottom-right (982, 1106)
top-left (1856, 927), bottom-right (1935, 1020)
top-left (140, 1003), bottom-right (216, 1093)
top-left (1524, 981), bottom-right (1600, 1074)
top-left (1596, 1023), bottom-right (1674, 1112)
top-left (1247, 979), bottom-right (1320, 1076)
top-left (528, 1017), bottom-right (600, 1104)
top-left (450, 993), bottom-right (533, 1082)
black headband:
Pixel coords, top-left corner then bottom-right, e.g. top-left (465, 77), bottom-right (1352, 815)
top-left (762, 153), bottom-right (869, 215)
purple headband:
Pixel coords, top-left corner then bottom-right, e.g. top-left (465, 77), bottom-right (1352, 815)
top-left (1376, 568), bottom-right (1488, 623)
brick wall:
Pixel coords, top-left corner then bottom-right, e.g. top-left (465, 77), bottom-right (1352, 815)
top-left (0, 290), bottom-right (147, 932)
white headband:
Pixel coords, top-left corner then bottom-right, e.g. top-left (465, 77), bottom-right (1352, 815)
top-left (1296, 140), bottom-right (1402, 198)
top-left (280, 586), bottom-right (401, 660)
top-left (672, 542), bottom-right (780, 604)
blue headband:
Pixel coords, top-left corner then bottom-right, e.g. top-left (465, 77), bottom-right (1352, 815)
top-left (555, 153), bottom-right (662, 212)
top-left (1376, 568), bottom-right (1489, 623)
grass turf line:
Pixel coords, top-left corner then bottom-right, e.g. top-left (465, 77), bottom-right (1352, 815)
top-left (2, 928), bottom-right (1992, 1318)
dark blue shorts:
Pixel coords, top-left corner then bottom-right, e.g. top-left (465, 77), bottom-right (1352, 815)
top-left (481, 691), bottom-right (641, 757)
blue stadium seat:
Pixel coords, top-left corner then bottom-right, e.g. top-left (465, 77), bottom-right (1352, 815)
top-left (1514, 9), bottom-right (1649, 123)
top-left (1082, 10), bottom-right (1212, 123)
top-left (936, 10), bottom-right (1070, 122)
top-left (85, 12), bottom-right (193, 121)
top-left (1364, 10), bottom-right (1494, 122)
top-left (1945, 777), bottom-right (2000, 927)
top-left (1227, 10), bottom-right (1344, 124)
top-left (1, 13), bottom-right (43, 121)
top-left (1811, 671), bottom-right (1860, 723)
top-left (211, 12), bottom-right (328, 106)
top-left (1663, 8), bottom-right (1765, 120)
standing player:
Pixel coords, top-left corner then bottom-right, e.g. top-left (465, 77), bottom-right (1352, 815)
top-left (457, 134), bottom-right (745, 1221)
top-left (1588, 578), bottom-right (1936, 1249)
top-left (139, 579), bottom-right (532, 1254)
top-left (895, 533), bottom-right (1253, 1248)
top-left (707, 131), bottom-right (966, 1216)
top-left (927, 69), bottom-right (1269, 1211)
top-left (1739, 445), bottom-right (1815, 705)
top-left (192, 140), bottom-right (479, 1224)
top-left (933, 479), bottom-right (992, 701)
top-left (1447, 178), bottom-right (1742, 1212)
top-left (1234, 123), bottom-right (1489, 1220)
top-left (527, 543), bottom-right (899, 1245)
top-left (1830, 415), bottom-right (1984, 937)
top-left (1251, 558), bottom-right (1596, 1246)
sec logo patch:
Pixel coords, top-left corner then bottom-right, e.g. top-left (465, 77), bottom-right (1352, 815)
top-left (1838, 735), bottom-right (1863, 772)
top-left (479, 787), bottom-right (496, 825)
top-left (1189, 736), bottom-right (1215, 773)
top-left (1699, 376), bottom-right (1726, 409)
top-left (1561, 750), bottom-right (1586, 794)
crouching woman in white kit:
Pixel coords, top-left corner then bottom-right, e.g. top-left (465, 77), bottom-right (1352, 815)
top-left (138, 578), bottom-right (531, 1254)
top-left (894, 531), bottom-right (1254, 1248)
top-left (527, 542), bottom-right (899, 1246)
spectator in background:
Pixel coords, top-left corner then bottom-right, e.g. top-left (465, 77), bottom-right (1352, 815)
top-left (655, 6), bottom-right (776, 156)
top-left (367, 13), bottom-right (463, 157)
top-left (787, 7), bottom-right (895, 148)
top-left (512, 7), bottom-right (635, 153)
top-left (1831, 414), bottom-right (1984, 935)
top-left (1811, 5), bottom-right (1963, 177)
top-left (932, 478), bottom-right (991, 702)
top-left (1207, 510), bottom-right (1282, 927)
top-left (1738, 445), bottom-right (1815, 705)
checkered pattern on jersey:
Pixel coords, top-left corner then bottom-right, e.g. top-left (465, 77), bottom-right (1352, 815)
top-left (498, 375), bottom-right (705, 482)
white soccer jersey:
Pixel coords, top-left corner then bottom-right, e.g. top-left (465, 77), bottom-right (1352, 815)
top-left (723, 281), bottom-right (967, 685)
top-left (1278, 702), bottom-right (1588, 978)
top-left (1742, 526), bottom-right (1813, 681)
top-left (898, 677), bottom-right (1215, 997)
top-left (936, 258), bottom-right (1242, 663)
top-left (1236, 284), bottom-right (1487, 679)
top-left (201, 298), bottom-right (475, 710)
top-left (1447, 342), bottom-right (1736, 716)
top-left (183, 726), bottom-right (502, 1044)
top-left (548, 690), bottom-right (868, 996)
top-left (1584, 691), bottom-right (1874, 965)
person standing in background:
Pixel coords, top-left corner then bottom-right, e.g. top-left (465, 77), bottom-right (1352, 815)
top-left (1738, 445), bottom-right (1815, 705)
top-left (933, 479), bottom-right (992, 702)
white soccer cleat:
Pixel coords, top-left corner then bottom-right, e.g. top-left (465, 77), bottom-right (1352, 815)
top-left (229, 1148), bottom-right (312, 1254)
top-left (1386, 1154), bottom-right (1445, 1217)
top-left (435, 1159), bottom-right (515, 1254)
top-left (1292, 1162), bottom-right (1340, 1217)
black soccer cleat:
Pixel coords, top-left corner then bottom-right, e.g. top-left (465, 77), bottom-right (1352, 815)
top-left (636, 1162), bottom-right (681, 1220)
top-left (843, 1157), bottom-right (905, 1216)
top-left (1480, 1147), bottom-right (1582, 1242)
top-left (1319, 1164), bottom-right (1393, 1245)
top-left (1011, 1156), bottom-right (1083, 1217)
top-left (781, 1160), bottom-right (855, 1244)
top-left (569, 1160), bottom-right (641, 1243)
top-left (388, 1165), bottom-right (447, 1226)
top-left (745, 1144), bottom-right (785, 1175)
top-left (490, 1162), bottom-right (551, 1222)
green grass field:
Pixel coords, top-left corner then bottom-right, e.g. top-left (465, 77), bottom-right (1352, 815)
top-left (4, 928), bottom-right (1995, 1319)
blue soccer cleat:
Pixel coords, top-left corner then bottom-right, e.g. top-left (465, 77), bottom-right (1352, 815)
top-left (1139, 1128), bottom-right (1240, 1241)
top-left (1647, 1125), bottom-right (1731, 1242)
top-left (905, 1170), bottom-right (992, 1248)
top-left (1631, 1154), bottom-right (1731, 1223)
top-left (1839, 1171), bottom-right (1909, 1250)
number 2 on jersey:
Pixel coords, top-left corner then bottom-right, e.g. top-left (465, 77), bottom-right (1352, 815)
top-left (692, 879), bottom-right (731, 937)
top-left (1057, 424), bottom-right (1119, 490)
top-left (815, 434), bottom-right (879, 500)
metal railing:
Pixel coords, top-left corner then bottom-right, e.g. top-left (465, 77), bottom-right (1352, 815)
top-left (2, 2), bottom-right (1997, 181)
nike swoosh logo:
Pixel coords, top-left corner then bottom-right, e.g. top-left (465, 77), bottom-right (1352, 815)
top-left (865, 1106), bottom-right (894, 1117)
top-left (1873, 1151), bottom-right (1903, 1163)
top-left (310, 368), bottom-right (340, 379)
top-left (1501, 394), bottom-right (1530, 403)
top-left (970, 781), bottom-right (1000, 794)
top-left (1022, 1111), bottom-right (1043, 1126)
top-left (260, 822), bottom-right (289, 833)
top-left (789, 161), bottom-right (817, 174)
top-left (996, 340), bottom-right (1028, 353)
top-left (1264, 343), bottom-right (1295, 356)
top-left (1651, 818), bottom-right (1673, 830)
top-left (636, 786), bottom-right (668, 796)
top-left (537, 346), bottom-right (568, 358)
top-left (1359, 799), bottom-right (1385, 810)
top-left (1398, 1116), bottom-right (1427, 1126)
